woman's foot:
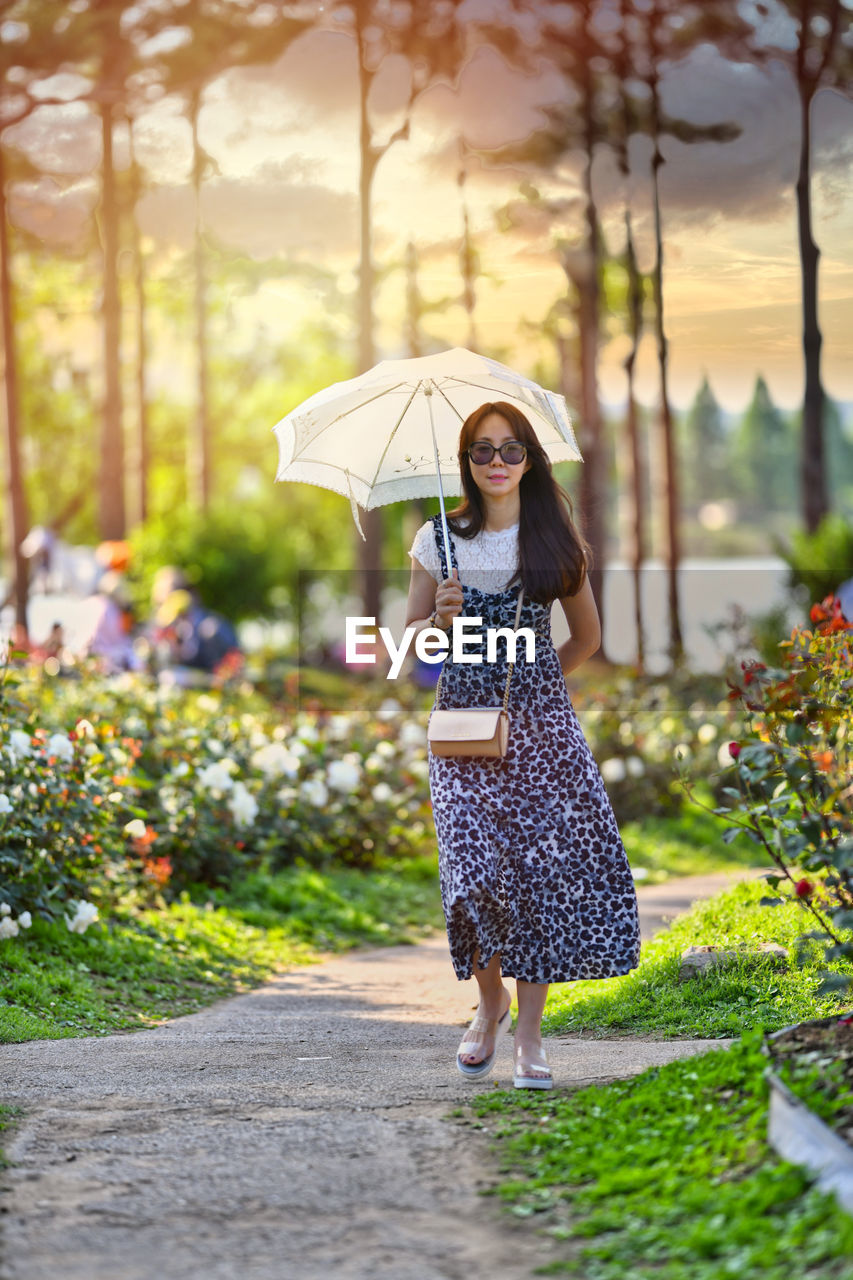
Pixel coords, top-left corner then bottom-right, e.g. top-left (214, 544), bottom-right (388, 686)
top-left (456, 987), bottom-right (512, 1077)
top-left (513, 1037), bottom-right (553, 1090)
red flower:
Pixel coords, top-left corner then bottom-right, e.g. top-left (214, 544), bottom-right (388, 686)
top-left (728, 742), bottom-right (741, 759)
top-left (794, 879), bottom-right (813, 898)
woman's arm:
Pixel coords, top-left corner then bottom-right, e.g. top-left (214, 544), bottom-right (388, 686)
top-left (556, 576), bottom-right (601, 676)
top-left (405, 558), bottom-right (463, 630)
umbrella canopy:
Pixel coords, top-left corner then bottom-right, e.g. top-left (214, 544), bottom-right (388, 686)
top-left (272, 347), bottom-right (582, 569)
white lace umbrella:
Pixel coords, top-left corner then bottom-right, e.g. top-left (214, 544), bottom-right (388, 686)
top-left (272, 347), bottom-right (582, 575)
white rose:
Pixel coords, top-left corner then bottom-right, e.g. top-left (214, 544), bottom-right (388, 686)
top-left (599, 758), bottom-right (627, 783)
top-left (159, 787), bottom-right (182, 816)
top-left (399, 722), bottom-right (423, 749)
top-left (371, 782), bottom-right (393, 804)
top-left (408, 759), bottom-right (429, 779)
top-left (205, 738), bottom-right (224, 756)
top-left (0, 916), bottom-right (19, 940)
top-left (0, 794), bottom-right (12, 815)
top-left (123, 819), bottom-right (147, 840)
top-left (65, 901), bottom-right (98, 934)
top-left (172, 761), bottom-right (190, 779)
top-left (375, 741), bottom-right (395, 758)
top-left (46, 733), bottom-right (74, 763)
top-left (197, 762), bottom-right (236, 793)
top-left (326, 759), bottom-right (361, 794)
top-left (300, 777), bottom-right (329, 807)
top-left (327, 715), bottom-right (352, 740)
top-left (228, 781), bottom-right (258, 828)
top-left (673, 743), bottom-right (691, 762)
top-left (251, 743), bottom-right (300, 779)
top-left (18, 911), bottom-right (31, 929)
top-left (376, 698), bottom-right (402, 721)
top-left (0, 902), bottom-right (11, 916)
top-left (287, 740), bottom-right (309, 758)
top-left (7, 729), bottom-right (32, 760)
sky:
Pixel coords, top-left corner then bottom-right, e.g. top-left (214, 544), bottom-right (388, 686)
top-left (7, 1), bottom-right (853, 415)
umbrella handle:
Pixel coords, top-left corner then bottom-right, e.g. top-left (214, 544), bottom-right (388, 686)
top-left (425, 383), bottom-right (456, 585)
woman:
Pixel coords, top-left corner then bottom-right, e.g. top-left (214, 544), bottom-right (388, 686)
top-left (405, 402), bottom-right (641, 1089)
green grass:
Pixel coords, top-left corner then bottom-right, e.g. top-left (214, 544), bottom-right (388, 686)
top-left (0, 855), bottom-right (443, 1044)
top-left (468, 1028), bottom-right (853, 1279)
top-left (621, 786), bottom-right (767, 884)
top-left (542, 878), bottom-right (853, 1040)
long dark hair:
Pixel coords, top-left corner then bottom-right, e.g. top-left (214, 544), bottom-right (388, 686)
top-left (447, 401), bottom-right (591, 602)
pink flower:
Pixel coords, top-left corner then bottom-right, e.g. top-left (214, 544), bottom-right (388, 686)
top-left (794, 879), bottom-right (813, 899)
top-left (728, 742), bottom-right (741, 759)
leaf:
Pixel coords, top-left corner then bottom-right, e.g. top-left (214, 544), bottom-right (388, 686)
top-left (815, 973), bottom-right (852, 997)
top-left (721, 827), bottom-right (744, 845)
top-left (759, 897), bottom-right (784, 907)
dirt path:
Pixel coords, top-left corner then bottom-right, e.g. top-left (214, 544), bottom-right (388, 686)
top-left (0, 872), bottom-right (754, 1280)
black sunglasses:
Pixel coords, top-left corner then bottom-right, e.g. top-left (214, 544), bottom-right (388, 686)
top-left (466, 440), bottom-right (527, 466)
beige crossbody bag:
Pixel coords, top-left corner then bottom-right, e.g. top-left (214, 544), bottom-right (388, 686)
top-left (427, 588), bottom-right (524, 758)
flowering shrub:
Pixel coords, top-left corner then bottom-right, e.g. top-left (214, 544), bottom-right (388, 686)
top-left (697, 594), bottom-right (853, 993)
top-left (570, 670), bottom-right (736, 820)
top-left (0, 663), bottom-right (128, 920)
top-left (1, 665), bottom-right (434, 920)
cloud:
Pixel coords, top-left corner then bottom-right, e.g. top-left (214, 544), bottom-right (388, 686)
top-left (417, 35), bottom-right (853, 238)
top-left (5, 102), bottom-right (99, 177)
top-left (224, 29), bottom-right (358, 124)
top-left (8, 177), bottom-right (96, 247)
top-left (137, 173), bottom-right (358, 259)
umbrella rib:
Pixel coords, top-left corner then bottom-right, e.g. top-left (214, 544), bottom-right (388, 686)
top-left (432, 381), bottom-right (466, 421)
top-left (366, 380), bottom-right (423, 491)
top-left (292, 380), bottom-right (411, 459)
top-left (439, 375), bottom-right (543, 410)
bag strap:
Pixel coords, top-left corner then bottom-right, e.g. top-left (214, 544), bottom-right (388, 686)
top-left (435, 587), bottom-right (524, 709)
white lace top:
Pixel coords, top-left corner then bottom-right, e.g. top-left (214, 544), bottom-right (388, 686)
top-left (408, 518), bottom-right (519, 593)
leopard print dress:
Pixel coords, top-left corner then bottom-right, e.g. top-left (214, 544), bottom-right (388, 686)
top-left (415, 514), bottom-right (641, 985)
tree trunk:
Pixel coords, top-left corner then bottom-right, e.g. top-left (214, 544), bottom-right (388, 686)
top-left (796, 82), bottom-right (827, 532)
top-left (98, 100), bottom-right (125, 539)
top-left (623, 212), bottom-right (646, 672)
top-left (458, 160), bottom-right (478, 352)
top-left (618, 0), bottom-right (646, 671)
top-left (576, 47), bottom-right (608, 660)
top-left (0, 143), bottom-right (30, 640)
top-left (190, 90), bottom-right (211, 510)
top-left (647, 16), bottom-right (683, 666)
top-left (650, 143), bottom-right (683, 665)
top-left (356, 18), bottom-right (382, 625)
top-left (129, 129), bottom-right (149, 527)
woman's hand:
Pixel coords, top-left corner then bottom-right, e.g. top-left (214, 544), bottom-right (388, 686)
top-left (433, 569), bottom-right (463, 630)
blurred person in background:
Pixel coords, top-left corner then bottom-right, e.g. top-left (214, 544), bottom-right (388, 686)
top-left (77, 571), bottom-right (138, 674)
top-left (148, 567), bottom-right (242, 686)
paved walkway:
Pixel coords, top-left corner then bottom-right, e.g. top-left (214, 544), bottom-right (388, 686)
top-left (0, 870), bottom-right (759, 1280)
